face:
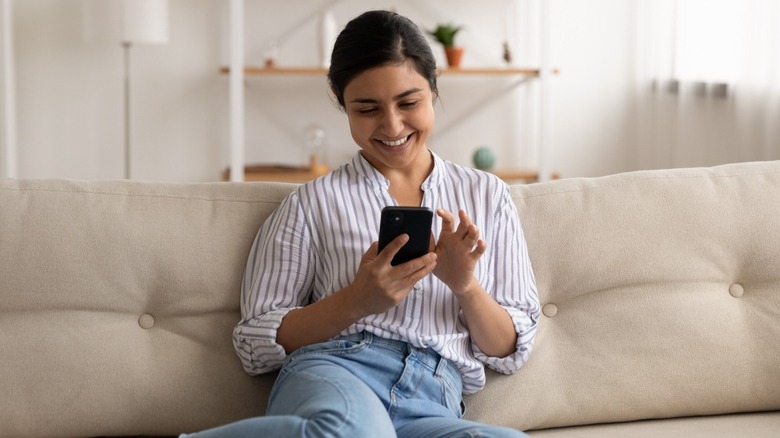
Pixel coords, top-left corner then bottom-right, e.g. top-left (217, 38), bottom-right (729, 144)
top-left (342, 62), bottom-right (435, 176)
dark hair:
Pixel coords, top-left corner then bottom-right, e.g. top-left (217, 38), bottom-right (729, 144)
top-left (327, 10), bottom-right (438, 108)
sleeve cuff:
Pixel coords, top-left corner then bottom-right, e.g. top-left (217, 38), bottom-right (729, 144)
top-left (472, 306), bottom-right (537, 374)
top-left (233, 307), bottom-right (301, 375)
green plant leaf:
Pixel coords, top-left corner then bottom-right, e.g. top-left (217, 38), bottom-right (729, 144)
top-left (427, 23), bottom-right (462, 47)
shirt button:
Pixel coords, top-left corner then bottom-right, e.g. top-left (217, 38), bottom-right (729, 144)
top-left (413, 282), bottom-right (422, 291)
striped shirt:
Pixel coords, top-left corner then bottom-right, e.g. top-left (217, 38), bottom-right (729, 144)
top-left (233, 151), bottom-right (540, 394)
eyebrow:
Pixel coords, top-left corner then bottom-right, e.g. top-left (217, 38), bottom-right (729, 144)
top-left (349, 88), bottom-right (424, 104)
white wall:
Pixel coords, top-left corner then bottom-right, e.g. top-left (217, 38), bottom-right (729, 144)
top-left (13, 0), bottom-right (225, 181)
top-left (8, 0), bottom-right (640, 181)
top-left (548, 0), bottom-right (637, 178)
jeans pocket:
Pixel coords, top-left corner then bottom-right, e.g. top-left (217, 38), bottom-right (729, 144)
top-left (285, 338), bottom-right (369, 365)
top-left (435, 362), bottom-right (465, 418)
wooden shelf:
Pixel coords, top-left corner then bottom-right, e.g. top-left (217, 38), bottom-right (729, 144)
top-left (223, 165), bottom-right (557, 184)
top-left (219, 66), bottom-right (551, 77)
top-left (222, 165), bottom-right (329, 183)
top-left (440, 67), bottom-right (541, 76)
top-left (222, 155), bottom-right (330, 183)
top-left (491, 169), bottom-right (560, 183)
top-left (223, 2), bottom-right (556, 182)
top-left (220, 66), bottom-right (325, 76)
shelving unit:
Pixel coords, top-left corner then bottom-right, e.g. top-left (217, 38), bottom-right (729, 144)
top-left (224, 0), bottom-right (554, 183)
top-left (220, 66), bottom-right (546, 77)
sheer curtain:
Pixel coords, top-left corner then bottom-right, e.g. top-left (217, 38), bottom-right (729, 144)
top-left (634, 0), bottom-right (780, 170)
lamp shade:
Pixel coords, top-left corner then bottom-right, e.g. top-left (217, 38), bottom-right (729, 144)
top-left (83, 0), bottom-right (169, 44)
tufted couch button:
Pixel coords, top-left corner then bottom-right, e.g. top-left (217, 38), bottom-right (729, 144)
top-left (138, 313), bottom-right (156, 329)
top-left (542, 303), bottom-right (558, 318)
top-left (729, 283), bottom-right (744, 298)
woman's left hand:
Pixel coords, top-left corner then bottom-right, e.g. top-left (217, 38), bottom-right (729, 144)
top-left (432, 209), bottom-right (486, 296)
top-left (433, 208), bottom-right (517, 358)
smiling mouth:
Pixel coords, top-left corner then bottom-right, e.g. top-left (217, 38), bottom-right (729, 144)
top-left (378, 134), bottom-right (411, 147)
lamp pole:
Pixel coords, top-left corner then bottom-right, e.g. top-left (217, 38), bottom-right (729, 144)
top-left (123, 41), bottom-right (131, 179)
top-left (1, 0), bottom-right (17, 178)
top-left (83, 0), bottom-right (168, 180)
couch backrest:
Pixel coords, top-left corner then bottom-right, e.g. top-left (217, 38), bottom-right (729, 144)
top-left (465, 160), bottom-right (780, 430)
top-left (0, 180), bottom-right (287, 437)
top-left (1, 161), bottom-right (779, 436)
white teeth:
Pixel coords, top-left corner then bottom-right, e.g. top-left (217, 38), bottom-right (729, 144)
top-left (380, 135), bottom-right (409, 146)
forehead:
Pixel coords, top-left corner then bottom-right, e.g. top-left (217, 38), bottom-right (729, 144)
top-left (344, 62), bottom-right (431, 101)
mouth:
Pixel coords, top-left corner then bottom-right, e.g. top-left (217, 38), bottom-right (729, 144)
top-left (376, 134), bottom-right (413, 149)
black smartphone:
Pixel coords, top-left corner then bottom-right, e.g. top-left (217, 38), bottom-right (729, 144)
top-left (378, 206), bottom-right (434, 266)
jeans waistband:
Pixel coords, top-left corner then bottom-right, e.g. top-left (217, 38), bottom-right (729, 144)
top-left (336, 331), bottom-right (445, 374)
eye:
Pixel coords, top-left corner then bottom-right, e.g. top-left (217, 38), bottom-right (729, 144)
top-left (356, 107), bottom-right (378, 115)
top-left (399, 100), bottom-right (419, 109)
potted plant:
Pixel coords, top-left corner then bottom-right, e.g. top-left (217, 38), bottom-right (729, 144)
top-left (427, 23), bottom-right (464, 68)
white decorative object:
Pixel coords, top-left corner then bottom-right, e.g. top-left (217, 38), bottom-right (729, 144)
top-left (302, 123), bottom-right (326, 169)
top-left (317, 11), bottom-right (337, 68)
top-left (82, 0), bottom-right (169, 179)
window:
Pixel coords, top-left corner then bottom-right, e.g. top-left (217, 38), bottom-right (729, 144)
top-left (674, 0), bottom-right (748, 83)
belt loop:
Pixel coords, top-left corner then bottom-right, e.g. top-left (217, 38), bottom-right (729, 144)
top-left (363, 330), bottom-right (373, 344)
top-left (434, 353), bottom-right (449, 377)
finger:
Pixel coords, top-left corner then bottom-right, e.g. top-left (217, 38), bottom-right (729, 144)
top-left (471, 239), bottom-right (488, 259)
top-left (459, 209), bottom-right (474, 226)
top-left (410, 259), bottom-right (437, 283)
top-left (399, 252), bottom-right (437, 280)
top-left (437, 208), bottom-right (457, 232)
top-left (463, 224), bottom-right (481, 247)
top-left (360, 241), bottom-right (381, 265)
top-left (455, 210), bottom-right (473, 235)
top-left (378, 233), bottom-right (409, 264)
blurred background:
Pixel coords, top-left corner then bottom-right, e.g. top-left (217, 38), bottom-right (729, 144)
top-left (1, 0), bottom-right (778, 182)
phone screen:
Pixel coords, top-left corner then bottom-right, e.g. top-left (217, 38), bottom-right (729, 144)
top-left (377, 206), bottom-right (433, 266)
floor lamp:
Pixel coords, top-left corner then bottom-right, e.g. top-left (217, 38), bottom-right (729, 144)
top-left (1, 0), bottom-right (17, 179)
top-left (83, 0), bottom-right (168, 179)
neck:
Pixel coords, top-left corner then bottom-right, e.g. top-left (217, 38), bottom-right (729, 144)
top-left (384, 150), bottom-right (434, 206)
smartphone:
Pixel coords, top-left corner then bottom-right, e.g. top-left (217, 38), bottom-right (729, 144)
top-left (378, 206), bottom-right (434, 266)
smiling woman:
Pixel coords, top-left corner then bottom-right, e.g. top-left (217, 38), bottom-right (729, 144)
top-left (327, 10), bottom-right (439, 207)
top-left (183, 10), bottom-right (539, 438)
top-left (342, 63), bottom-right (435, 205)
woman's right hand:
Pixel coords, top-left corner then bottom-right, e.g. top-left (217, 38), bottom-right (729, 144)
top-left (276, 234), bottom-right (436, 355)
top-left (345, 234), bottom-right (437, 317)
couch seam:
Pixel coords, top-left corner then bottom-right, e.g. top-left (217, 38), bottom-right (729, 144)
top-left (514, 168), bottom-right (780, 200)
top-left (0, 185), bottom-right (290, 205)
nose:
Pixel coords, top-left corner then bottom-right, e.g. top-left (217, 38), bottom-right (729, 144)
top-left (380, 108), bottom-right (404, 137)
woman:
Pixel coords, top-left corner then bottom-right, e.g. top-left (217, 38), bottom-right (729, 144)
top-left (187, 10), bottom-right (539, 438)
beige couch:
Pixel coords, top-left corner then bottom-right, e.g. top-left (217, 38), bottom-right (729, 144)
top-left (1, 160), bottom-right (779, 437)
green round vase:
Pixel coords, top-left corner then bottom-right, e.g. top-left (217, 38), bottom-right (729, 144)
top-left (472, 147), bottom-right (496, 171)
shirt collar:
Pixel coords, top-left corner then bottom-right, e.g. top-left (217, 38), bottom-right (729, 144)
top-left (350, 150), bottom-right (445, 192)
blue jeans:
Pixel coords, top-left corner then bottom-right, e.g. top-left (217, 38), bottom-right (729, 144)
top-left (182, 331), bottom-right (527, 438)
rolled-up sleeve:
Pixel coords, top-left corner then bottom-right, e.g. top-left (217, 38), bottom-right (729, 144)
top-left (473, 187), bottom-right (540, 374)
top-left (233, 192), bottom-right (314, 375)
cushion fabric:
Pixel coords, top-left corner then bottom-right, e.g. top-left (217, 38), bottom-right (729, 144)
top-left (1, 161), bottom-right (779, 436)
top-left (464, 161), bottom-right (780, 430)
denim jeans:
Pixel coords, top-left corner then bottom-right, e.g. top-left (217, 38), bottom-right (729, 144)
top-left (182, 331), bottom-right (527, 438)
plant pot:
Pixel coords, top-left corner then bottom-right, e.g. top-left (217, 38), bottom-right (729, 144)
top-left (444, 46), bottom-right (464, 68)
